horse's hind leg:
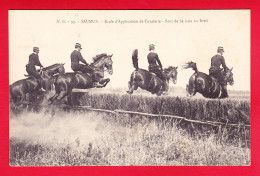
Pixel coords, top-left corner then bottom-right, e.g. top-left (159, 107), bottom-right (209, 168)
top-left (11, 96), bottom-right (25, 114)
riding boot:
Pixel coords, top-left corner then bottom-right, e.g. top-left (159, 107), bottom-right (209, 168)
top-left (37, 78), bottom-right (46, 92)
top-left (92, 74), bottom-right (103, 87)
top-left (161, 79), bottom-right (167, 93)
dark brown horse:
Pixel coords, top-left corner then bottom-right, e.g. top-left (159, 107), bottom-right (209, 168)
top-left (127, 49), bottom-right (178, 96)
top-left (127, 66), bottom-right (178, 96)
top-left (183, 61), bottom-right (234, 98)
top-left (9, 63), bottom-right (65, 108)
top-left (49, 54), bottom-right (113, 106)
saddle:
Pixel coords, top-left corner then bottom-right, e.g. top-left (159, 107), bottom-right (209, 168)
top-left (24, 74), bottom-right (38, 79)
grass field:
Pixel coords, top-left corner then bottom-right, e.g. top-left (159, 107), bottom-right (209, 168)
top-left (9, 111), bottom-right (250, 166)
top-left (9, 88), bottom-right (250, 166)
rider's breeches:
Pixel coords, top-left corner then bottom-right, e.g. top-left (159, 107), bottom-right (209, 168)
top-left (152, 70), bottom-right (164, 81)
top-left (72, 64), bottom-right (93, 74)
top-left (26, 66), bottom-right (41, 79)
top-left (209, 71), bottom-right (226, 86)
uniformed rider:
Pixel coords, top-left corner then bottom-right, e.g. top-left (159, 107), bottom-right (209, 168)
top-left (147, 44), bottom-right (166, 92)
top-left (26, 47), bottom-right (45, 91)
top-left (71, 43), bottom-right (102, 87)
top-left (209, 46), bottom-right (229, 98)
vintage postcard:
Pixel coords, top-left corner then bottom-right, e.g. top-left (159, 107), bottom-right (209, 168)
top-left (9, 10), bottom-right (250, 166)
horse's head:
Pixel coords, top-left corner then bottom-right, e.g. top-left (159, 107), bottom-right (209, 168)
top-left (164, 66), bottom-right (178, 84)
top-left (92, 54), bottom-right (113, 75)
top-left (225, 67), bottom-right (234, 86)
top-left (42, 63), bottom-right (65, 77)
top-left (104, 54), bottom-right (113, 75)
top-left (58, 63), bottom-right (65, 74)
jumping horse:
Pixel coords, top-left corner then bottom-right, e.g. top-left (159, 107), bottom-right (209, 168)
top-left (49, 54), bottom-right (113, 106)
top-left (127, 49), bottom-right (178, 96)
top-left (183, 61), bottom-right (234, 98)
top-left (127, 67), bottom-right (178, 96)
top-left (9, 63), bottom-right (65, 110)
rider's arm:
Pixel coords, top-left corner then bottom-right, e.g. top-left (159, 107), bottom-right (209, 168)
top-left (155, 53), bottom-right (163, 70)
top-left (37, 59), bottom-right (43, 68)
top-left (36, 57), bottom-right (43, 67)
top-left (78, 52), bottom-right (88, 65)
top-left (220, 56), bottom-right (228, 72)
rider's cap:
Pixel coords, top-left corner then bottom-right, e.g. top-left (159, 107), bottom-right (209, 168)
top-left (149, 44), bottom-right (155, 51)
top-left (217, 46), bottom-right (224, 52)
top-left (33, 47), bottom-right (39, 52)
top-left (75, 43), bottom-right (82, 49)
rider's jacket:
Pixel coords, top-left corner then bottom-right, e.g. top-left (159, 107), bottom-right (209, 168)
top-left (147, 52), bottom-right (163, 71)
top-left (71, 50), bottom-right (88, 70)
top-left (26, 53), bottom-right (43, 70)
top-left (210, 53), bottom-right (228, 73)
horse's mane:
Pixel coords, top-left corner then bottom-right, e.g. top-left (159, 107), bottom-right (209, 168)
top-left (92, 53), bottom-right (107, 63)
top-left (164, 66), bottom-right (174, 72)
top-left (42, 63), bottom-right (61, 71)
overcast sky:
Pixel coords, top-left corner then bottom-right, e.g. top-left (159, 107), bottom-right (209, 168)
top-left (9, 10), bottom-right (250, 91)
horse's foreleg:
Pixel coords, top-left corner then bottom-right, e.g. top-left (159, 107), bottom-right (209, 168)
top-left (49, 91), bottom-right (70, 117)
top-left (97, 78), bottom-right (110, 88)
top-left (101, 78), bottom-right (110, 87)
top-left (186, 84), bottom-right (196, 97)
top-left (127, 81), bottom-right (135, 94)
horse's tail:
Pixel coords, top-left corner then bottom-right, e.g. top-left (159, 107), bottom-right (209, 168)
top-left (183, 61), bottom-right (198, 73)
top-left (132, 49), bottom-right (139, 70)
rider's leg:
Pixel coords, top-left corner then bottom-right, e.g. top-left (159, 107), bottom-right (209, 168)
top-left (92, 73), bottom-right (103, 87)
top-left (79, 65), bottom-right (102, 87)
top-left (27, 68), bottom-right (45, 92)
top-left (155, 71), bottom-right (166, 92)
top-left (80, 64), bottom-right (94, 74)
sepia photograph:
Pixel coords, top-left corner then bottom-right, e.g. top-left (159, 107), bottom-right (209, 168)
top-left (9, 10), bottom-right (250, 166)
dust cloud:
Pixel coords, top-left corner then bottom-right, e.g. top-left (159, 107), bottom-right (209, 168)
top-left (9, 111), bottom-right (111, 146)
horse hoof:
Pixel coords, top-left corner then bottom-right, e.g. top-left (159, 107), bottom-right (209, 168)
top-left (126, 91), bottom-right (133, 94)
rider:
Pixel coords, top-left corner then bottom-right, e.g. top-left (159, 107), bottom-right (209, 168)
top-left (209, 46), bottom-right (229, 98)
top-left (70, 43), bottom-right (102, 87)
top-left (26, 47), bottom-right (45, 91)
top-left (147, 44), bottom-right (166, 92)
